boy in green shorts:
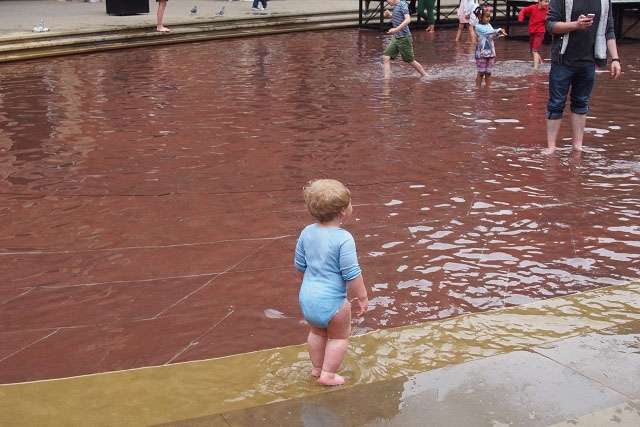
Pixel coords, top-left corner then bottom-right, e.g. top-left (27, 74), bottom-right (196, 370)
top-left (383, 0), bottom-right (427, 78)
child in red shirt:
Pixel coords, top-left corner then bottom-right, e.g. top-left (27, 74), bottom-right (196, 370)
top-left (518, 0), bottom-right (549, 70)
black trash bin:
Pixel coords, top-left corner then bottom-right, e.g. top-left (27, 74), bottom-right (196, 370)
top-left (106, 0), bottom-right (150, 16)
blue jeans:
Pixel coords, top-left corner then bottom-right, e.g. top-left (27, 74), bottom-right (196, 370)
top-left (546, 62), bottom-right (596, 120)
top-left (253, 0), bottom-right (267, 8)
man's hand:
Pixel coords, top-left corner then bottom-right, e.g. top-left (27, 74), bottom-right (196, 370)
top-left (611, 61), bottom-right (621, 79)
top-left (576, 14), bottom-right (594, 29)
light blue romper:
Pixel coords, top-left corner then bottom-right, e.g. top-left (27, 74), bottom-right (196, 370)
top-left (294, 224), bottom-right (362, 328)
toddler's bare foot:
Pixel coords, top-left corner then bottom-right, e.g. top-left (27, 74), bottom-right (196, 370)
top-left (542, 147), bottom-right (556, 155)
top-left (311, 367), bottom-right (321, 378)
top-left (157, 26), bottom-right (171, 33)
top-left (318, 372), bottom-right (345, 386)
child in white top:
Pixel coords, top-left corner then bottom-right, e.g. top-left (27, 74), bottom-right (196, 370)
top-left (456, 0), bottom-right (478, 43)
top-left (474, 6), bottom-right (507, 87)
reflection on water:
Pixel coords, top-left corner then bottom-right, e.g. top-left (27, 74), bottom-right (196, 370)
top-left (0, 29), bottom-right (638, 362)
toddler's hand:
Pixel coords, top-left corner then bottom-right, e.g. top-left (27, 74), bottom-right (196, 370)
top-left (355, 297), bottom-right (369, 317)
top-left (384, 10), bottom-right (392, 19)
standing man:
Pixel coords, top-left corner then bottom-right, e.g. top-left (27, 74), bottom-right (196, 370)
top-left (543, 0), bottom-right (621, 154)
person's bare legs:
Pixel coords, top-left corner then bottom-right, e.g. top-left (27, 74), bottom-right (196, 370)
top-left (456, 24), bottom-right (464, 42)
top-left (570, 112), bottom-right (587, 151)
top-left (307, 328), bottom-right (327, 377)
top-left (533, 52), bottom-right (542, 70)
top-left (544, 118), bottom-right (562, 155)
top-left (318, 299), bottom-right (351, 386)
top-left (485, 73), bottom-right (492, 87)
top-left (157, 0), bottom-right (170, 32)
top-left (383, 55), bottom-right (392, 79)
top-left (470, 27), bottom-right (477, 44)
top-left (409, 60), bottom-right (427, 77)
top-left (476, 72), bottom-right (484, 88)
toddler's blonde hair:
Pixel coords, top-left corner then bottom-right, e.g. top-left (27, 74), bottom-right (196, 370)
top-left (303, 179), bottom-right (351, 223)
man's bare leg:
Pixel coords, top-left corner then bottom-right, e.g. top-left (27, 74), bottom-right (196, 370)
top-left (570, 112), bottom-right (587, 151)
top-left (544, 118), bottom-right (562, 155)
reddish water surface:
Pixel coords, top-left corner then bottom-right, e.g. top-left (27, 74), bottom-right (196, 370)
top-left (0, 28), bottom-right (638, 383)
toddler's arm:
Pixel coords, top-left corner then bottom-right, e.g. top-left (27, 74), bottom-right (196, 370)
top-left (348, 274), bottom-right (369, 317)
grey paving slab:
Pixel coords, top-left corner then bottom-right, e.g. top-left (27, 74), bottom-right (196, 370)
top-left (0, 0), bottom-right (360, 37)
top-left (534, 320), bottom-right (640, 400)
top-left (363, 350), bottom-right (631, 426)
top-left (163, 321), bottom-right (640, 427)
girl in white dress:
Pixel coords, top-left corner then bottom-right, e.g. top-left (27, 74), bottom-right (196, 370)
top-left (456, 0), bottom-right (478, 43)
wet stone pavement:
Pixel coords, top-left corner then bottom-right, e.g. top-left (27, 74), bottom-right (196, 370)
top-left (0, 27), bottom-right (639, 385)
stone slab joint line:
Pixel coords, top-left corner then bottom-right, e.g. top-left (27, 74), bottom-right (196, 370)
top-left (529, 345), bottom-right (639, 402)
top-left (151, 237), bottom-right (282, 319)
top-left (0, 328), bottom-right (61, 364)
top-left (165, 306), bottom-right (235, 365)
top-left (0, 234), bottom-right (293, 256)
top-left (151, 273), bottom-right (221, 320)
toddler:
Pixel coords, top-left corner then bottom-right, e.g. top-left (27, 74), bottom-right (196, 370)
top-left (474, 6), bottom-right (507, 87)
top-left (294, 179), bottom-right (368, 386)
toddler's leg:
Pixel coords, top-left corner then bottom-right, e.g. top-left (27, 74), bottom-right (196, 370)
top-left (319, 300), bottom-right (351, 386)
top-left (485, 73), bottom-right (492, 87)
top-left (456, 24), bottom-right (463, 41)
top-left (476, 72), bottom-right (484, 88)
top-left (307, 327), bottom-right (327, 377)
